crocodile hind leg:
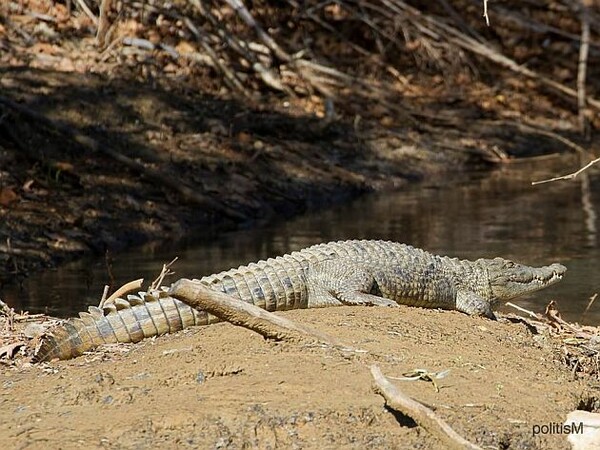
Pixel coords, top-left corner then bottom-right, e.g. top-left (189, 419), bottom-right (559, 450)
top-left (306, 259), bottom-right (399, 308)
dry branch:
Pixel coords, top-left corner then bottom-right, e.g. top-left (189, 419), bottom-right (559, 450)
top-left (477, 119), bottom-right (588, 158)
top-left (531, 156), bottom-right (600, 185)
top-left (100, 279), bottom-right (144, 308)
top-left (181, 17), bottom-right (252, 98)
top-left (150, 258), bottom-right (178, 291)
top-left (387, 0), bottom-right (600, 111)
top-left (191, 0), bottom-right (287, 93)
top-left (224, 0), bottom-right (291, 63)
top-left (578, 0), bottom-right (592, 135)
top-left (96, 0), bottom-right (113, 48)
top-left (74, 0), bottom-right (97, 25)
top-left (169, 278), bottom-right (348, 348)
top-left (370, 365), bottom-right (482, 450)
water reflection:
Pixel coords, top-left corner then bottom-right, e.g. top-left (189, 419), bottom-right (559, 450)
top-left (3, 155), bottom-right (600, 323)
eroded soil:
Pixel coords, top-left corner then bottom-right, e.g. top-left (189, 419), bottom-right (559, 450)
top-left (0, 306), bottom-right (589, 449)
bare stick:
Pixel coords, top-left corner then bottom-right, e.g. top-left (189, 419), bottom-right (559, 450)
top-left (98, 285), bottom-right (110, 308)
top-left (224, 0), bottom-right (291, 62)
top-left (169, 278), bottom-right (348, 347)
top-left (180, 17), bottom-right (252, 99)
top-left (505, 302), bottom-right (543, 320)
top-left (74, 0), bottom-right (98, 25)
top-left (582, 293), bottom-right (598, 318)
top-left (96, 0), bottom-right (113, 48)
top-left (370, 365), bottom-right (482, 450)
top-left (531, 156), bottom-right (600, 185)
top-left (485, 120), bottom-right (587, 155)
top-left (436, 0), bottom-right (486, 42)
top-left (0, 242), bottom-right (50, 261)
top-left (190, 0), bottom-right (287, 93)
top-left (482, 0), bottom-right (490, 26)
top-left (150, 257), bottom-right (178, 290)
top-left (580, 170), bottom-right (597, 244)
top-left (578, 0), bottom-right (591, 135)
top-left (101, 279), bottom-right (144, 307)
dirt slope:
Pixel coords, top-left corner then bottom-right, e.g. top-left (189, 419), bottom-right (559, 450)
top-left (1, 305), bottom-right (588, 449)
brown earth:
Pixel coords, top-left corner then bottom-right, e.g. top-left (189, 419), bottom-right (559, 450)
top-left (2, 0), bottom-right (600, 448)
top-left (0, 305), bottom-right (592, 449)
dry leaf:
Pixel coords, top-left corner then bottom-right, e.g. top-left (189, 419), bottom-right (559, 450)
top-left (0, 187), bottom-right (19, 206)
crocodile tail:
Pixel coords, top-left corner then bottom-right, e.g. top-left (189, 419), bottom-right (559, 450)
top-left (32, 290), bottom-right (214, 362)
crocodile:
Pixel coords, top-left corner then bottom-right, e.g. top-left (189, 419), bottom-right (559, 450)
top-left (33, 240), bottom-right (566, 362)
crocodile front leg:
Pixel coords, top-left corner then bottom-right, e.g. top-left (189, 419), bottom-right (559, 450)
top-left (456, 290), bottom-right (496, 319)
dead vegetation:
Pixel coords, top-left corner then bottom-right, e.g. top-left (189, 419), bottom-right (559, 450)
top-left (2, 0), bottom-right (600, 145)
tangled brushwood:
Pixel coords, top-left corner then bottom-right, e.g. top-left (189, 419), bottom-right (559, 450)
top-left (2, 0), bottom-right (592, 122)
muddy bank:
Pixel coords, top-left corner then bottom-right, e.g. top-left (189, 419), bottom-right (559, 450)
top-left (2, 0), bottom-right (596, 287)
top-left (0, 64), bottom-right (577, 289)
top-left (0, 66), bottom-right (474, 284)
top-left (0, 305), bottom-right (592, 449)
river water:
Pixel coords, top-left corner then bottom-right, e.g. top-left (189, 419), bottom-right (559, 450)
top-left (3, 155), bottom-right (600, 323)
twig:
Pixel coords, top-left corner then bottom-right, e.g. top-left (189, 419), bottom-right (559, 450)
top-left (531, 156), bottom-right (600, 185)
top-left (582, 293), bottom-right (598, 318)
top-left (122, 37), bottom-right (179, 59)
top-left (150, 257), bottom-right (178, 290)
top-left (370, 365), bottom-right (482, 450)
top-left (224, 0), bottom-right (291, 63)
top-left (388, 368), bottom-right (451, 393)
top-left (0, 242), bottom-right (50, 261)
top-left (98, 285), bottom-right (110, 308)
top-left (105, 249), bottom-right (115, 291)
top-left (122, 35), bottom-right (214, 67)
top-left (100, 279), bottom-right (144, 308)
top-left (387, 0), bottom-right (600, 111)
top-left (96, 0), bottom-right (113, 48)
top-left (474, 119), bottom-right (587, 157)
top-left (505, 302), bottom-right (543, 320)
top-left (493, 4), bottom-right (600, 51)
top-left (489, 120), bottom-right (587, 155)
top-left (580, 168), bottom-right (597, 243)
top-left (545, 301), bottom-right (578, 332)
top-left (482, 0), bottom-right (490, 26)
top-left (436, 0), bottom-right (486, 42)
top-left (578, 0), bottom-right (591, 136)
top-left (181, 17), bottom-right (252, 99)
top-left (74, 0), bottom-right (98, 25)
top-left (190, 0), bottom-right (287, 93)
top-left (169, 278), bottom-right (353, 349)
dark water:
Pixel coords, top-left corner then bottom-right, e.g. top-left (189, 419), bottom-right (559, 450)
top-left (3, 155), bottom-right (600, 323)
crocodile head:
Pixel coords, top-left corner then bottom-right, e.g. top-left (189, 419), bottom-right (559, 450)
top-left (484, 257), bottom-right (567, 301)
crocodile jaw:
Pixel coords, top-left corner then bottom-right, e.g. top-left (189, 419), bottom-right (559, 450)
top-left (486, 258), bottom-right (567, 301)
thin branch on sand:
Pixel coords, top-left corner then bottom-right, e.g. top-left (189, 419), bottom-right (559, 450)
top-left (370, 365), bottom-right (482, 450)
